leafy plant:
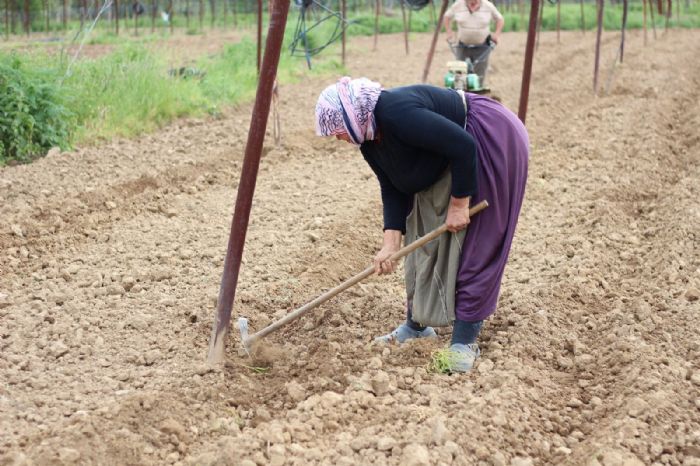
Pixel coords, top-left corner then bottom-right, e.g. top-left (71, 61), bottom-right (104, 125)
top-left (427, 348), bottom-right (460, 374)
top-left (0, 55), bottom-right (72, 165)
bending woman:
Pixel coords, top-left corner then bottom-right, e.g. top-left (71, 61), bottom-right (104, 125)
top-left (315, 78), bottom-right (528, 372)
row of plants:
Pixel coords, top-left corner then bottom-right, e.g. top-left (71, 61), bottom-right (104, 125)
top-left (2, 0), bottom-right (698, 165)
top-left (0, 34), bottom-right (340, 165)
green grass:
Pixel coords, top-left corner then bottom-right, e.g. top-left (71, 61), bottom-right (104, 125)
top-left (0, 30), bottom-right (342, 165)
top-left (1, 0), bottom-right (698, 164)
top-left (62, 46), bottom-right (208, 143)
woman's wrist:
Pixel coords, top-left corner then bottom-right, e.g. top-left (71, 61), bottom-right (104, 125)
top-left (449, 196), bottom-right (471, 209)
top-left (383, 229), bottom-right (403, 249)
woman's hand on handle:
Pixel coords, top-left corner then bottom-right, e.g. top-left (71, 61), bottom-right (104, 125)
top-left (374, 229), bottom-right (402, 275)
top-left (445, 196), bottom-right (471, 233)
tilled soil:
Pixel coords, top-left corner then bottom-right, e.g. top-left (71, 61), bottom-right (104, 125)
top-left (1, 29), bottom-right (699, 466)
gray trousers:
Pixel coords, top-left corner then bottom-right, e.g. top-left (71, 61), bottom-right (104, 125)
top-left (405, 170), bottom-right (466, 327)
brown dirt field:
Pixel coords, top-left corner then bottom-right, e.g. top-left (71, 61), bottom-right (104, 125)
top-left (1, 28), bottom-right (699, 466)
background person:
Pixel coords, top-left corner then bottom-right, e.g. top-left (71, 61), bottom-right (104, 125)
top-left (315, 77), bottom-right (528, 372)
top-left (443, 0), bottom-right (504, 85)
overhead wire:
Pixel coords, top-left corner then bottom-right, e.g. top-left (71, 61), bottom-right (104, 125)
top-left (289, 0), bottom-right (351, 68)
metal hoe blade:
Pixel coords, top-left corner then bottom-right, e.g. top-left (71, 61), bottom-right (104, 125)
top-left (238, 317), bottom-right (252, 356)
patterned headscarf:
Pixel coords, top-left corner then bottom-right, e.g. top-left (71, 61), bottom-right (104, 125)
top-left (315, 77), bottom-right (383, 145)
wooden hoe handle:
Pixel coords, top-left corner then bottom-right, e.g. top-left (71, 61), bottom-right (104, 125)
top-left (244, 200), bottom-right (489, 346)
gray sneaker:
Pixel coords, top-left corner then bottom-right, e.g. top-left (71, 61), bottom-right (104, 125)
top-left (374, 323), bottom-right (437, 344)
top-left (447, 343), bottom-right (481, 372)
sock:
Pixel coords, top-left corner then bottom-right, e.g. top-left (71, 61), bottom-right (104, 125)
top-left (451, 319), bottom-right (483, 345)
top-left (405, 302), bottom-right (427, 332)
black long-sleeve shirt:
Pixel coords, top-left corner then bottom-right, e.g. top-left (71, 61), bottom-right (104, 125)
top-left (360, 85), bottom-right (478, 233)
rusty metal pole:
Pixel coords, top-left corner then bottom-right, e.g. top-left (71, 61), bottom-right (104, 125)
top-left (199, 0), bottom-right (203, 29)
top-left (256, 0), bottom-right (262, 72)
top-left (23, 0), bottom-right (28, 36)
top-left (535, 0), bottom-right (543, 50)
top-left (152, 0), bottom-right (157, 31)
top-left (400, 0), bottom-right (409, 55)
top-left (210, 0), bottom-right (215, 28)
top-left (620, 0), bottom-right (628, 62)
top-left (373, 0), bottom-right (379, 50)
top-left (593, 0), bottom-right (603, 93)
top-left (643, 0), bottom-right (647, 44)
top-left (4, 0), bottom-right (9, 39)
top-left (207, 0), bottom-right (291, 365)
top-left (556, 0), bottom-right (560, 43)
top-left (517, 0), bottom-right (539, 123)
top-left (341, 0), bottom-right (346, 64)
top-left (421, 0), bottom-right (448, 83)
top-left (44, 0), bottom-right (49, 35)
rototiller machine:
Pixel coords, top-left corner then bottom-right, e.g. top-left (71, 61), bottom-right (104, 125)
top-left (443, 36), bottom-right (496, 95)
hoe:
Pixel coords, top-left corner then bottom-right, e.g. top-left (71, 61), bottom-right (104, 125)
top-left (237, 200), bottom-right (488, 354)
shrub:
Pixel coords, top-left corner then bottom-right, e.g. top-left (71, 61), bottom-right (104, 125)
top-left (0, 55), bottom-right (72, 165)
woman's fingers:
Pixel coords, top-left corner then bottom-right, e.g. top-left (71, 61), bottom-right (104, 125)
top-left (446, 216), bottom-right (470, 233)
top-left (374, 258), bottom-right (397, 275)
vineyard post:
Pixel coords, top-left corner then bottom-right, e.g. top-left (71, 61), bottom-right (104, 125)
top-left (4, 0), bottom-right (9, 39)
top-left (341, 0), bottom-right (346, 64)
top-left (151, 0), bottom-right (156, 31)
top-left (620, 0), bottom-right (628, 62)
top-left (210, 0), bottom-right (215, 27)
top-left (535, 0), bottom-right (542, 49)
top-left (421, 0), bottom-right (449, 83)
top-left (593, 0), bottom-right (604, 93)
top-left (224, 0), bottom-right (228, 28)
top-left (23, 0), bottom-right (28, 36)
top-left (400, 0), bottom-right (408, 54)
top-left (556, 0), bottom-right (560, 43)
top-left (643, 0), bottom-right (647, 44)
top-left (10, 0), bottom-right (16, 33)
top-left (517, 0), bottom-right (539, 123)
top-left (373, 0), bottom-right (379, 50)
top-left (44, 0), bottom-right (49, 34)
top-left (207, 0), bottom-right (291, 366)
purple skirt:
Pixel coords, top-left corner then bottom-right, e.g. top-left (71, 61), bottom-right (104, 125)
top-left (455, 94), bottom-right (529, 322)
